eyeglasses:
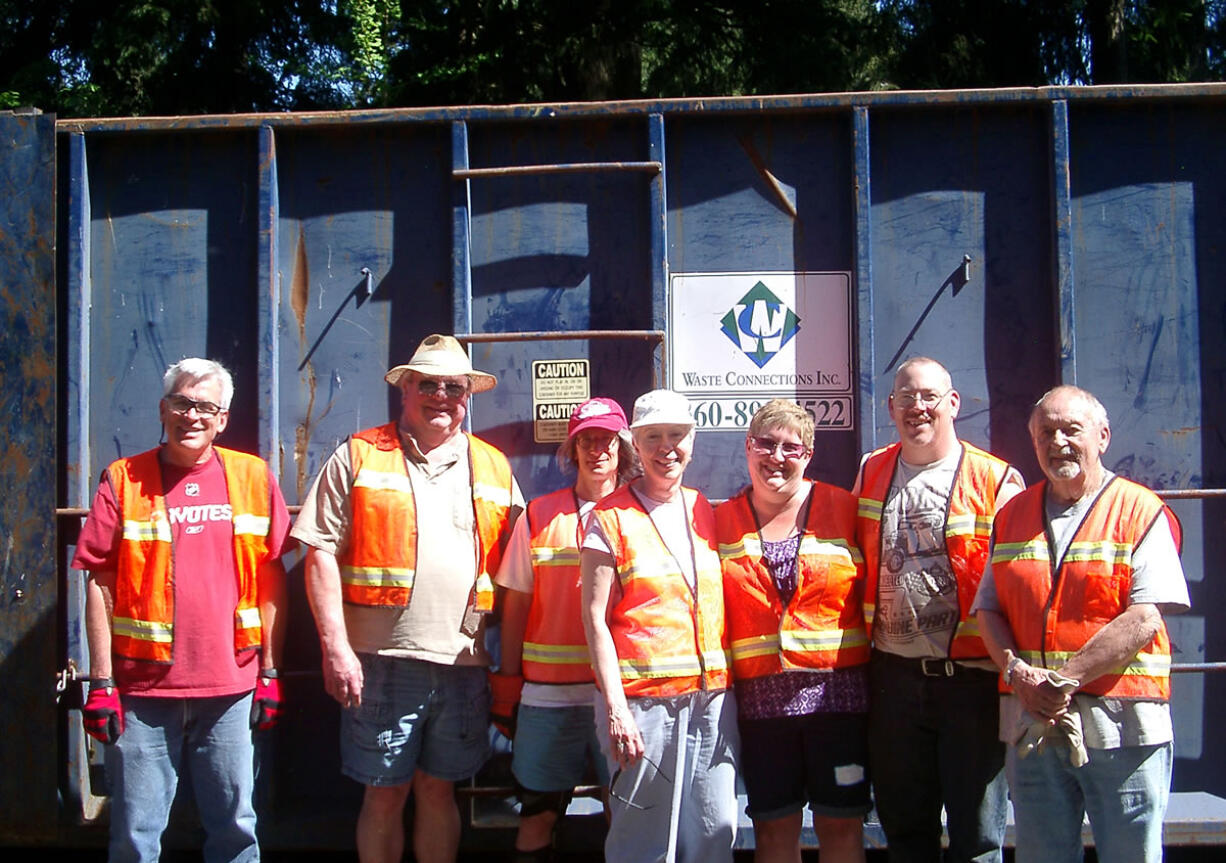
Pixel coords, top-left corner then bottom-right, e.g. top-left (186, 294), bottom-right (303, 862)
top-left (891, 388), bottom-right (953, 409)
top-left (165, 394), bottom-right (224, 416)
top-left (748, 436), bottom-right (809, 460)
top-left (415, 378), bottom-right (469, 399)
top-left (575, 432), bottom-right (618, 452)
top-left (609, 752), bottom-right (672, 811)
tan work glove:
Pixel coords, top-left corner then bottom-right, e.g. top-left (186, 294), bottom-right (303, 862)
top-left (1013, 669), bottom-right (1087, 767)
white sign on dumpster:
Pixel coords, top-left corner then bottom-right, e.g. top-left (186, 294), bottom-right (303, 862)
top-left (532, 359), bottom-right (590, 443)
top-left (669, 271), bottom-right (854, 432)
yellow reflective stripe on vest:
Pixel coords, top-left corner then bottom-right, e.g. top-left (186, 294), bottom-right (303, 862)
top-left (1020, 649), bottom-right (1170, 678)
top-left (703, 647), bottom-right (731, 670)
top-left (991, 539), bottom-right (1049, 565)
top-left (353, 467), bottom-right (412, 494)
top-left (954, 616), bottom-right (981, 639)
top-left (857, 498), bottom-right (883, 521)
top-left (618, 654), bottom-right (705, 679)
top-left (112, 615), bottom-right (174, 643)
top-left (721, 534), bottom-right (755, 558)
top-left (522, 642), bottom-right (590, 664)
top-left (473, 481), bottom-right (513, 508)
top-left (863, 601), bottom-right (876, 626)
top-left (340, 566), bottom-right (416, 588)
top-left (946, 512), bottom-right (992, 536)
top-left (798, 535), bottom-right (862, 564)
top-left (731, 633), bottom-right (781, 661)
top-left (1064, 540), bottom-right (1132, 566)
top-left (232, 513), bottom-right (270, 537)
top-left (122, 518), bottom-right (171, 543)
top-left (779, 627), bottom-right (869, 653)
top-left (236, 606), bottom-right (262, 629)
top-left (530, 546), bottom-right (580, 567)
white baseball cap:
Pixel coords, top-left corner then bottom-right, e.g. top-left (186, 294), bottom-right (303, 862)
top-left (630, 389), bottom-right (694, 429)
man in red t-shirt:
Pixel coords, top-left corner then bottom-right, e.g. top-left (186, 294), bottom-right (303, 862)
top-left (73, 358), bottom-right (291, 863)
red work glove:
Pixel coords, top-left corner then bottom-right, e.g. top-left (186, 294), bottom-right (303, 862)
top-left (488, 672), bottom-right (523, 740)
top-left (250, 670), bottom-right (282, 730)
top-left (83, 679), bottom-right (124, 745)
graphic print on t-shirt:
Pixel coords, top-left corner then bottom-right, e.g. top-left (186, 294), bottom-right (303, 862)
top-left (874, 460), bottom-right (960, 657)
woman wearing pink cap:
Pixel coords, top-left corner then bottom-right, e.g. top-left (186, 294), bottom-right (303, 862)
top-left (490, 397), bottom-right (639, 861)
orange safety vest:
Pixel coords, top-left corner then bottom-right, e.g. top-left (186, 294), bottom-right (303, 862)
top-left (718, 481), bottom-right (869, 680)
top-left (340, 422), bottom-right (513, 611)
top-left (592, 484), bottom-right (729, 698)
top-left (990, 477), bottom-right (1175, 700)
top-left (110, 446), bottom-right (273, 663)
top-left (522, 488), bottom-right (594, 684)
top-left (856, 441), bottom-right (1012, 659)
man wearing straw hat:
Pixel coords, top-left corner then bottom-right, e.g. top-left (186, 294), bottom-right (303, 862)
top-left (294, 334), bottom-right (524, 863)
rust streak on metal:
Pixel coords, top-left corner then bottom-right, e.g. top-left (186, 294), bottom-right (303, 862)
top-left (290, 224), bottom-right (309, 345)
top-left (295, 365), bottom-right (317, 502)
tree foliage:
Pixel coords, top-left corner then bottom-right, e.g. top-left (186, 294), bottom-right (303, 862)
top-left (1, 0), bottom-right (1224, 117)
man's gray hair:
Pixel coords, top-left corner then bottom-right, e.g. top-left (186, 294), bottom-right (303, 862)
top-left (1031, 385), bottom-right (1109, 430)
top-left (162, 358), bottom-right (235, 410)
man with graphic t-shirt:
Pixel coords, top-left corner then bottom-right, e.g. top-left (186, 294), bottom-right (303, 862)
top-left (853, 357), bottom-right (1024, 863)
top-left (73, 358), bottom-right (291, 863)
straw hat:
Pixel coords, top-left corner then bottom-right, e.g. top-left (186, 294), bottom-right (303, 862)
top-left (384, 334), bottom-right (497, 393)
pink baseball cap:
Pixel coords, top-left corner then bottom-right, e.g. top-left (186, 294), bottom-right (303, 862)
top-left (567, 397), bottom-right (628, 439)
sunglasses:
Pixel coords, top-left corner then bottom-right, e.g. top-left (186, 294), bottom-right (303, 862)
top-left (416, 378), bottom-right (469, 399)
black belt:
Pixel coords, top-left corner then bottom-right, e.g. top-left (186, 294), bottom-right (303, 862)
top-left (873, 650), bottom-right (971, 678)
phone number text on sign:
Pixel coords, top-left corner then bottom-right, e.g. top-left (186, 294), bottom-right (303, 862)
top-left (691, 396), bottom-right (852, 431)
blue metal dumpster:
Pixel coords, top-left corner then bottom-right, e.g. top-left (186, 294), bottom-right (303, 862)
top-left (1, 83), bottom-right (1223, 847)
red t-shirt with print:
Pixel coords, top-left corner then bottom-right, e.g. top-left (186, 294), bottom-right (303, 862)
top-left (72, 448), bottom-right (292, 697)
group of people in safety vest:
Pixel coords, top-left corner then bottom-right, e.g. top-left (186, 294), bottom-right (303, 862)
top-left (76, 338), bottom-right (1188, 863)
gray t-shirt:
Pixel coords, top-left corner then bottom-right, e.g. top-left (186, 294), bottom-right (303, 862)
top-left (872, 450), bottom-right (964, 659)
top-left (292, 429), bottom-right (523, 666)
top-left (973, 471), bottom-right (1190, 748)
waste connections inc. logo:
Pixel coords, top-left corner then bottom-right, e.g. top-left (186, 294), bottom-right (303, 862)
top-left (719, 281), bottom-right (801, 368)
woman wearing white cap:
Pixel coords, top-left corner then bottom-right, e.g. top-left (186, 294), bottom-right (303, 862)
top-left (490, 397), bottom-right (639, 861)
top-left (580, 389), bottom-right (739, 863)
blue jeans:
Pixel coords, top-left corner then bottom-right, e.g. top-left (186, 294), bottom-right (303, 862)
top-left (868, 652), bottom-right (1007, 863)
top-left (106, 691), bottom-right (258, 863)
top-left (1007, 740), bottom-right (1171, 863)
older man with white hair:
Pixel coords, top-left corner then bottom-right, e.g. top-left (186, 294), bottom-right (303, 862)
top-left (74, 357), bottom-right (291, 863)
top-left (294, 334), bottom-right (523, 863)
top-left (973, 385), bottom-right (1190, 863)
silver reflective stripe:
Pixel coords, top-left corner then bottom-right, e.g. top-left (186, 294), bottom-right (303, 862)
top-left (473, 481), bottom-right (513, 508)
top-left (353, 468), bottom-right (412, 494)
top-left (236, 607), bottom-right (262, 629)
top-left (232, 513), bottom-right (270, 536)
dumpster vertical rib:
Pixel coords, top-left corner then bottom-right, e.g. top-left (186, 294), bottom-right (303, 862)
top-left (63, 127), bottom-right (103, 822)
top-left (852, 105), bottom-right (875, 451)
top-left (1050, 99), bottom-right (1077, 384)
top-left (648, 113), bottom-right (668, 386)
top-left (257, 125), bottom-right (281, 470)
top-left (66, 132), bottom-right (92, 504)
top-left (451, 120), bottom-right (474, 340)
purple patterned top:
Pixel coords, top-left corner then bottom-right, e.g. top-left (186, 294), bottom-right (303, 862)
top-left (734, 534), bottom-right (869, 720)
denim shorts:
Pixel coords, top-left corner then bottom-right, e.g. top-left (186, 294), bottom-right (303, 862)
top-left (738, 711), bottom-right (872, 821)
top-left (511, 703), bottom-right (610, 792)
top-left (340, 654), bottom-right (490, 786)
